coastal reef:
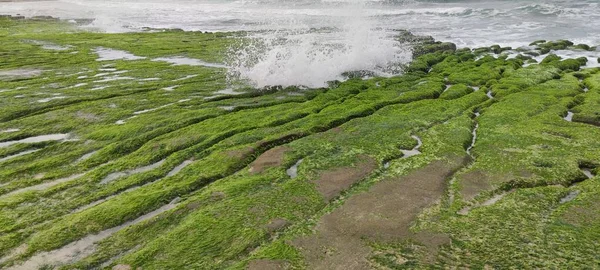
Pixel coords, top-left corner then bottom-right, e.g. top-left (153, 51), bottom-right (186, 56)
top-left (1, 16), bottom-right (600, 269)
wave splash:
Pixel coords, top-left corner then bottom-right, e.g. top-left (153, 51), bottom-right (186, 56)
top-left (227, 3), bottom-right (410, 88)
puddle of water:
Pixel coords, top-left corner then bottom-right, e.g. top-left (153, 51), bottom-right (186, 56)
top-left (486, 91), bottom-right (494, 99)
top-left (153, 57), bottom-right (227, 68)
top-left (1, 129), bottom-right (20, 133)
top-left (162, 85), bottom-right (180, 91)
top-left (458, 191), bottom-right (510, 215)
top-left (286, 159), bottom-right (303, 178)
top-left (471, 86), bottom-right (480, 91)
top-left (115, 120), bottom-right (126, 125)
top-left (100, 159), bottom-right (165, 185)
top-left (139, 78), bottom-right (161, 81)
top-left (94, 47), bottom-right (145, 61)
top-left (481, 193), bottom-right (508, 206)
top-left (25, 40), bottom-right (72, 51)
top-left (467, 123), bottom-right (479, 155)
top-left (0, 69), bottom-right (42, 80)
top-left (443, 84), bottom-right (451, 93)
top-left (204, 88), bottom-right (245, 100)
top-left (91, 86), bottom-right (109, 91)
top-left (383, 162), bottom-right (390, 169)
top-left (560, 190), bottom-right (580, 204)
top-left (400, 135), bottom-right (422, 159)
top-left (94, 76), bottom-right (134, 83)
top-left (0, 134), bottom-right (70, 148)
top-left (7, 198), bottom-right (180, 270)
top-left (216, 88), bottom-right (245, 95)
top-left (133, 103), bottom-right (175, 115)
top-left (99, 68), bottom-right (117, 72)
top-left (70, 83), bottom-right (88, 88)
top-left (37, 96), bottom-right (67, 103)
top-left (167, 160), bottom-right (193, 177)
top-left (76, 151), bottom-right (97, 163)
top-left (76, 161), bottom-right (190, 213)
top-left (173, 75), bottom-right (197, 81)
top-left (218, 106), bottom-right (236, 111)
top-left (0, 173), bottom-right (85, 199)
top-left (583, 87), bottom-right (589, 93)
top-left (0, 149), bottom-right (40, 163)
top-left (582, 168), bottom-right (595, 179)
top-left (564, 111), bottom-right (574, 122)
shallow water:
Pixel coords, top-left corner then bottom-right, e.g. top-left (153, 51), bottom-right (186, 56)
top-left (286, 159), bottom-right (303, 178)
top-left (4, 0), bottom-right (600, 88)
top-left (37, 96), bottom-right (67, 103)
top-left (25, 40), bottom-right (72, 51)
top-left (458, 191), bottom-right (510, 215)
top-left (0, 134), bottom-right (70, 148)
top-left (467, 112), bottom-right (481, 155)
top-left (0, 69), bottom-right (42, 80)
top-left (0, 149), bottom-right (40, 163)
top-left (153, 57), bottom-right (227, 68)
top-left (167, 160), bottom-right (193, 177)
top-left (582, 168), bottom-right (595, 179)
top-left (76, 150), bottom-right (98, 163)
top-left (560, 190), bottom-right (580, 204)
top-left (1, 173), bottom-right (85, 199)
top-left (564, 111), bottom-right (574, 122)
top-left (0, 129), bottom-right (20, 133)
top-left (94, 75), bottom-right (134, 83)
top-left (7, 198), bottom-right (180, 270)
top-left (100, 159), bottom-right (165, 184)
top-left (93, 47), bottom-right (145, 61)
top-left (401, 135), bottom-right (422, 159)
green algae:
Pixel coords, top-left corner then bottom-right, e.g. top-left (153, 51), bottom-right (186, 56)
top-left (1, 16), bottom-right (600, 270)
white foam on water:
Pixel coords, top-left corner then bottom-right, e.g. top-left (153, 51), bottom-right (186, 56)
top-left (228, 23), bottom-right (409, 88)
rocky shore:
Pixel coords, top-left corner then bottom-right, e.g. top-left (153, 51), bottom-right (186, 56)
top-left (1, 16), bottom-right (600, 269)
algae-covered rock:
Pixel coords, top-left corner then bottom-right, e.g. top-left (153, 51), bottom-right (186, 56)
top-left (1, 17), bottom-right (600, 270)
top-left (574, 43), bottom-right (591, 51)
top-left (413, 42), bottom-right (457, 58)
top-left (529, 40), bottom-right (546, 46)
top-left (440, 84), bottom-right (473, 100)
